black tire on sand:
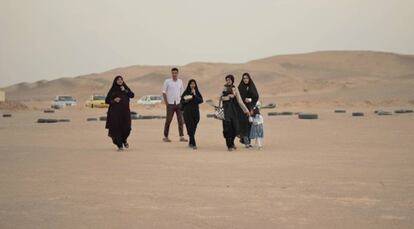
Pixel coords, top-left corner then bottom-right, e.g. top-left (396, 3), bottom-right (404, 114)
top-left (37, 118), bottom-right (58, 123)
top-left (44, 109), bottom-right (55, 113)
top-left (138, 115), bottom-right (154, 120)
top-left (298, 113), bottom-right (318, 119)
top-left (377, 111), bottom-right (392, 116)
top-left (352, 112), bottom-right (364, 117)
top-left (394, 109), bottom-right (414, 114)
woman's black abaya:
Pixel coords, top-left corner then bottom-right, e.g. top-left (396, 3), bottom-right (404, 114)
top-left (238, 74), bottom-right (259, 145)
top-left (105, 76), bottom-right (135, 148)
top-left (180, 79), bottom-right (203, 147)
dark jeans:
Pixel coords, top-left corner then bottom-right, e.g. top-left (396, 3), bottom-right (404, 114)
top-left (164, 104), bottom-right (184, 138)
top-left (189, 134), bottom-right (196, 146)
top-left (183, 108), bottom-right (200, 146)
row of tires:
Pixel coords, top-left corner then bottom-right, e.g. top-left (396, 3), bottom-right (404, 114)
top-left (206, 113), bottom-right (320, 120)
top-left (37, 118), bottom-right (70, 123)
top-left (267, 112), bottom-right (319, 119)
top-left (36, 115), bottom-right (168, 123)
top-left (92, 115), bottom-right (167, 122)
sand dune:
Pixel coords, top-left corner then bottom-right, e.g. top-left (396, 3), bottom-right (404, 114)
top-left (2, 51), bottom-right (414, 108)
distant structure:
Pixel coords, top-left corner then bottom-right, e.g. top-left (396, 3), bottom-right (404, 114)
top-left (0, 90), bottom-right (5, 102)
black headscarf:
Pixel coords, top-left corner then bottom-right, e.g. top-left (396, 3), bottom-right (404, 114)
top-left (225, 74), bottom-right (235, 84)
top-left (224, 74), bottom-right (236, 94)
top-left (109, 75), bottom-right (131, 93)
top-left (238, 72), bottom-right (259, 110)
top-left (238, 73), bottom-right (259, 106)
top-left (105, 75), bottom-right (131, 103)
top-left (104, 75), bottom-right (135, 148)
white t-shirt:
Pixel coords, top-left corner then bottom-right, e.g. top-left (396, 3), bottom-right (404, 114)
top-left (162, 78), bottom-right (184, 105)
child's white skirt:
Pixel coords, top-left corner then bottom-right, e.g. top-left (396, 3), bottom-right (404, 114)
top-left (250, 124), bottom-right (263, 138)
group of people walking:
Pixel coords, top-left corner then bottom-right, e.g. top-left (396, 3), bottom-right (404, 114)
top-left (104, 68), bottom-right (264, 151)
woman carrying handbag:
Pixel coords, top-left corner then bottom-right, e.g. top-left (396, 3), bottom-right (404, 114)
top-left (219, 75), bottom-right (250, 151)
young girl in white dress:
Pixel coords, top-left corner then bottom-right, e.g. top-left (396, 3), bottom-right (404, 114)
top-left (249, 107), bottom-right (264, 150)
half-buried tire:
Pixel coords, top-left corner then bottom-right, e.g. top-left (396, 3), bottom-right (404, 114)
top-left (377, 111), bottom-right (392, 116)
top-left (44, 109), bottom-right (55, 113)
top-left (394, 109), bottom-right (414, 114)
top-left (138, 115), bottom-right (154, 120)
top-left (269, 112), bottom-right (294, 116)
top-left (352, 112), bottom-right (364, 117)
top-left (262, 103), bottom-right (276, 109)
top-left (2, 114), bottom-right (12, 117)
top-left (37, 118), bottom-right (58, 123)
top-left (298, 113), bottom-right (318, 119)
top-left (99, 116), bottom-right (107, 121)
top-left (58, 119), bottom-right (70, 122)
top-left (87, 118), bottom-right (98, 121)
top-left (334, 109), bottom-right (346, 113)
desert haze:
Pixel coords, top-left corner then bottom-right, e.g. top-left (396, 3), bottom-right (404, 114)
top-left (1, 51), bottom-right (414, 229)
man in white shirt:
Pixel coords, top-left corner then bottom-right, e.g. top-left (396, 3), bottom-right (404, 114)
top-left (162, 68), bottom-right (187, 142)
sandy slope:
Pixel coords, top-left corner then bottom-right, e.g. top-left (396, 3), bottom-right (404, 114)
top-left (2, 51), bottom-right (414, 108)
top-left (0, 107), bottom-right (413, 228)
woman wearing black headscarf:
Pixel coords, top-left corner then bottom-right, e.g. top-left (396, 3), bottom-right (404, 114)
top-left (105, 75), bottom-right (135, 151)
top-left (238, 73), bottom-right (259, 148)
top-left (221, 74), bottom-right (250, 151)
top-left (180, 79), bottom-right (203, 149)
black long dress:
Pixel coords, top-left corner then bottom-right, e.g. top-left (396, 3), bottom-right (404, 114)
top-left (238, 81), bottom-right (259, 144)
top-left (221, 85), bottom-right (249, 149)
top-left (181, 90), bottom-right (203, 147)
top-left (105, 85), bottom-right (134, 148)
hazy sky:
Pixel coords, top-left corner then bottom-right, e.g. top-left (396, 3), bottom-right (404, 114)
top-left (1, 0), bottom-right (413, 87)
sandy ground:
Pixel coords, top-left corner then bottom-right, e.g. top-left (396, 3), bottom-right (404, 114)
top-left (0, 106), bottom-right (414, 229)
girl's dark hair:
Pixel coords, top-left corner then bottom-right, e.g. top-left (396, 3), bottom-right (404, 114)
top-left (225, 74), bottom-right (234, 84)
top-left (185, 79), bottom-right (199, 93)
top-left (253, 106), bottom-right (261, 115)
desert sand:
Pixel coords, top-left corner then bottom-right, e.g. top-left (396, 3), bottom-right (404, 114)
top-left (0, 104), bottom-right (413, 229)
top-left (1, 51), bottom-right (414, 228)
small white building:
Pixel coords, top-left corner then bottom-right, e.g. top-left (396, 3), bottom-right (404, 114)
top-left (0, 90), bottom-right (5, 102)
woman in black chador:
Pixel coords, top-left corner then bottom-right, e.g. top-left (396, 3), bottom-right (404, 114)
top-left (221, 75), bottom-right (250, 151)
top-left (105, 75), bottom-right (135, 151)
top-left (180, 79), bottom-right (203, 149)
top-left (238, 72), bottom-right (259, 148)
